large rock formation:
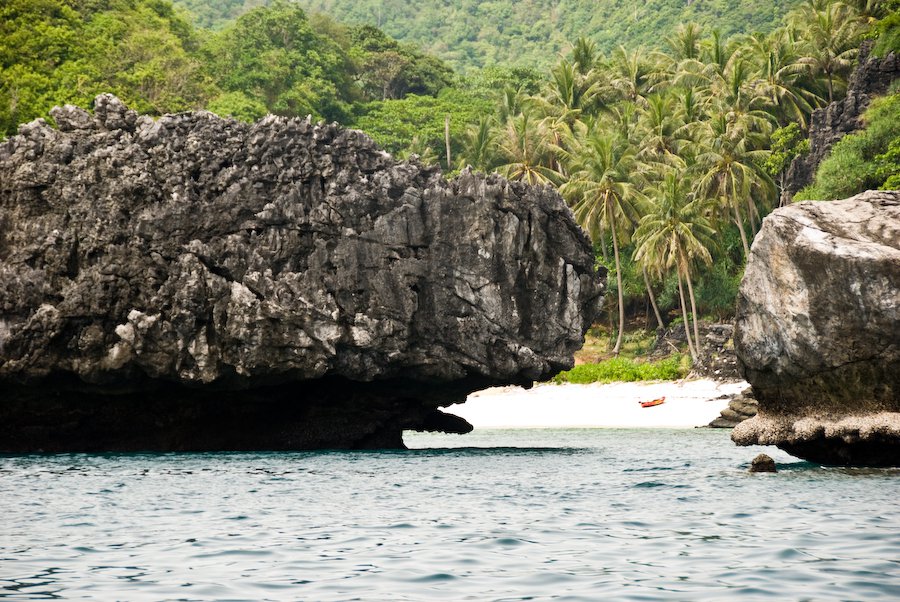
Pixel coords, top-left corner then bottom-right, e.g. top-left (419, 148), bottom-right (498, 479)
top-left (0, 94), bottom-right (604, 451)
top-left (732, 190), bottom-right (900, 465)
top-left (782, 43), bottom-right (899, 203)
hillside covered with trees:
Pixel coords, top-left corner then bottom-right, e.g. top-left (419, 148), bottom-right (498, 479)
top-left (173, 0), bottom-right (808, 71)
top-left (2, 0), bottom-right (898, 360)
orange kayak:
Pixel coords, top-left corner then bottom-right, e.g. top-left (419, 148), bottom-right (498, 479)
top-left (640, 397), bottom-right (665, 408)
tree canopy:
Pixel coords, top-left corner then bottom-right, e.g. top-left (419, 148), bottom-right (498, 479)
top-left (174, 0), bottom-right (812, 72)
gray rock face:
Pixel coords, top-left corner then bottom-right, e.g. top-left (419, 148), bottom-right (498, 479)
top-left (0, 95), bottom-right (605, 451)
top-left (732, 191), bottom-right (900, 465)
top-left (783, 44), bottom-right (899, 203)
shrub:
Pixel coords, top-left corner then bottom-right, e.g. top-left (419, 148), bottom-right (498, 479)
top-left (551, 355), bottom-right (690, 384)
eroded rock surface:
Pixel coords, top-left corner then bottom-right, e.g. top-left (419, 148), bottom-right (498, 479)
top-left (732, 190), bottom-right (900, 465)
top-left (0, 95), bottom-right (604, 451)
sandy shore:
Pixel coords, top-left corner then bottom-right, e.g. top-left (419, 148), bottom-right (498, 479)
top-left (446, 378), bottom-right (748, 429)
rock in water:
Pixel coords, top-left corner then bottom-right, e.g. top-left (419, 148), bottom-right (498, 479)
top-left (732, 190), bottom-right (900, 466)
top-left (749, 454), bottom-right (776, 473)
top-left (0, 95), bottom-right (605, 451)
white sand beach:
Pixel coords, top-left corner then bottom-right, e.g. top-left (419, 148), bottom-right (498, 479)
top-left (447, 378), bottom-right (748, 429)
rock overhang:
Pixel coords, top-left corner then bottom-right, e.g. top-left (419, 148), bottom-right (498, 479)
top-left (0, 94), bottom-right (605, 451)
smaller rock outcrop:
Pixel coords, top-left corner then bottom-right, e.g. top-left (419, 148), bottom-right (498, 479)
top-left (732, 190), bottom-right (900, 466)
top-left (708, 387), bottom-right (758, 428)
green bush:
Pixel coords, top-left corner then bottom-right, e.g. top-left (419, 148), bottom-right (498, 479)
top-left (872, 8), bottom-right (900, 58)
top-left (551, 355), bottom-right (690, 384)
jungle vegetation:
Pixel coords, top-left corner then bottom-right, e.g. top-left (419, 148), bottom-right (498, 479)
top-left (2, 0), bottom-right (898, 359)
top-left (173, 0), bottom-right (809, 71)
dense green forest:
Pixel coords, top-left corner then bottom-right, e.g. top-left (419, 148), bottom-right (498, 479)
top-left (172, 0), bottom-right (807, 71)
top-left (1, 0), bottom-right (898, 358)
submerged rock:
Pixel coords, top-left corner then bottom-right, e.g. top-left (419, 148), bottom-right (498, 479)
top-left (732, 190), bottom-right (900, 466)
top-left (0, 95), bottom-right (605, 451)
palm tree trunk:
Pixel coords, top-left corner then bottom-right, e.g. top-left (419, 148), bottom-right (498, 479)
top-left (610, 207), bottom-right (625, 356)
top-left (676, 269), bottom-right (697, 361)
top-left (684, 262), bottom-right (701, 359)
top-left (746, 194), bottom-right (758, 234)
top-left (732, 200), bottom-right (751, 259)
top-left (642, 266), bottom-right (664, 330)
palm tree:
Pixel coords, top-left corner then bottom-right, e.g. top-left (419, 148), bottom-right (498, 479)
top-left (608, 45), bottom-right (657, 106)
top-left (637, 90), bottom-right (682, 166)
top-left (694, 112), bottom-right (774, 259)
top-left (540, 59), bottom-right (602, 121)
top-left (792, 0), bottom-right (863, 101)
top-left (666, 22), bottom-right (704, 62)
top-left (557, 127), bottom-right (648, 355)
top-left (633, 170), bottom-right (717, 361)
top-left (746, 29), bottom-right (824, 127)
top-left (458, 116), bottom-right (499, 172)
top-left (571, 36), bottom-right (600, 76)
top-left (495, 110), bottom-right (557, 185)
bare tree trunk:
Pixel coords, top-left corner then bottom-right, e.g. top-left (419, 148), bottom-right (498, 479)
top-left (676, 269), bottom-right (697, 361)
top-left (778, 172), bottom-right (788, 207)
top-left (642, 266), bottom-right (664, 330)
top-left (610, 208), bottom-right (625, 356)
top-left (445, 115), bottom-right (452, 168)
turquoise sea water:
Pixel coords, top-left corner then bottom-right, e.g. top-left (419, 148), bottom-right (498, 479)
top-left (1, 428), bottom-right (899, 601)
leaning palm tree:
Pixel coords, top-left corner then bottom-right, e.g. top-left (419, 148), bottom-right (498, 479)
top-left (557, 126), bottom-right (648, 355)
top-left (633, 169), bottom-right (717, 361)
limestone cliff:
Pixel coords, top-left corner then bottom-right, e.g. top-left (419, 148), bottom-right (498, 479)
top-left (0, 95), bottom-right (605, 451)
top-left (732, 190), bottom-right (900, 466)
top-left (782, 43), bottom-right (899, 203)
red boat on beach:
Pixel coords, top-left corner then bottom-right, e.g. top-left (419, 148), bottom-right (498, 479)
top-left (640, 397), bottom-right (665, 408)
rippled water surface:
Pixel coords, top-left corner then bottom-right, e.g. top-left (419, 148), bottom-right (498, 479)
top-left (2, 428), bottom-right (899, 601)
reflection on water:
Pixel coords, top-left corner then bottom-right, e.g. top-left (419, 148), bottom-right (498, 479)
top-left (1, 429), bottom-right (899, 600)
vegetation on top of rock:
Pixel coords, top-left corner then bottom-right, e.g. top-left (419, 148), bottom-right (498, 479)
top-left (795, 89), bottom-right (900, 199)
top-left (0, 0), bottom-right (462, 133)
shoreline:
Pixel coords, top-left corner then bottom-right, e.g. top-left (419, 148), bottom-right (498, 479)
top-left (447, 378), bottom-right (747, 429)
